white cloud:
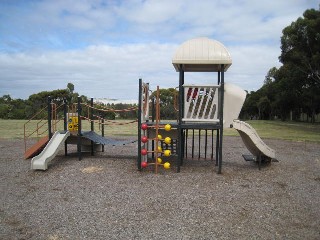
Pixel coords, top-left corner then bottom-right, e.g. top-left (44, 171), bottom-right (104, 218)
top-left (0, 0), bottom-right (318, 99)
top-left (228, 44), bottom-right (282, 90)
top-left (0, 43), bottom-right (178, 99)
top-left (0, 40), bottom-right (283, 99)
top-left (116, 0), bottom-right (183, 24)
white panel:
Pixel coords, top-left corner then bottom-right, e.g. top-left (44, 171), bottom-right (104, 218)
top-left (183, 85), bottom-right (220, 122)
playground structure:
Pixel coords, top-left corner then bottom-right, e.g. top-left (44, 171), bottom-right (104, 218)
top-left (24, 37), bottom-right (276, 172)
top-left (25, 96), bottom-right (140, 170)
top-left (139, 86), bottom-right (174, 173)
top-left (137, 37), bottom-right (276, 173)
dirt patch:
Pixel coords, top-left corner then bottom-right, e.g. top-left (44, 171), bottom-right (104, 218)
top-left (81, 166), bottom-right (104, 173)
top-left (0, 137), bottom-right (319, 239)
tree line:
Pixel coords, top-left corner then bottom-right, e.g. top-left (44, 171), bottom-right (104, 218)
top-left (0, 83), bottom-right (137, 120)
top-left (0, 83), bottom-right (83, 119)
top-left (241, 8), bottom-right (320, 123)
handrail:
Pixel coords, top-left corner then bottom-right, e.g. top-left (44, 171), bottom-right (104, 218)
top-left (36, 119), bottom-right (47, 136)
top-left (24, 106), bottom-right (48, 152)
top-left (52, 102), bottom-right (64, 132)
top-left (24, 101), bottom-right (64, 153)
top-left (24, 106), bottom-right (48, 125)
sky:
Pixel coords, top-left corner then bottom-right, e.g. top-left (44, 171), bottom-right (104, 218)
top-left (0, 0), bottom-right (318, 100)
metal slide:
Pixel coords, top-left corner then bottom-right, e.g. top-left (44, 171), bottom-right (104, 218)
top-left (31, 131), bottom-right (70, 170)
top-left (232, 120), bottom-right (276, 160)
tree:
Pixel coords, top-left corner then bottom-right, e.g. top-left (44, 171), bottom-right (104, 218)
top-left (0, 104), bottom-right (10, 119)
top-left (27, 89), bottom-right (70, 119)
top-left (279, 8), bottom-right (320, 122)
top-left (239, 91), bottom-right (258, 119)
top-left (241, 7), bottom-right (320, 122)
top-left (257, 96), bottom-right (271, 120)
top-left (264, 67), bottom-right (278, 86)
top-left (280, 8), bottom-right (320, 86)
top-left (67, 83), bottom-right (75, 94)
top-left (66, 82), bottom-right (78, 103)
top-left (150, 88), bottom-right (178, 120)
top-left (0, 94), bottom-right (12, 103)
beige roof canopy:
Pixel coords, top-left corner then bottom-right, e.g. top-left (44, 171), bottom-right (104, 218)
top-left (172, 37), bottom-right (232, 72)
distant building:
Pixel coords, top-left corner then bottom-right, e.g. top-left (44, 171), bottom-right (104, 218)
top-left (94, 98), bottom-right (138, 105)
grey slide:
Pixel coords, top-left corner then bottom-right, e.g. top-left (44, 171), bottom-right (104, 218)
top-left (232, 120), bottom-right (275, 160)
top-left (31, 131), bottom-right (70, 170)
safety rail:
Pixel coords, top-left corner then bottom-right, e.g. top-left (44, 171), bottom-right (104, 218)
top-left (36, 119), bottom-right (49, 136)
top-left (51, 102), bottom-right (65, 132)
top-left (183, 84), bottom-right (220, 122)
top-left (23, 102), bottom-right (64, 153)
top-left (24, 106), bottom-right (48, 152)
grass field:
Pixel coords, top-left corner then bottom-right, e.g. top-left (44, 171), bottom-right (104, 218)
top-left (0, 119), bottom-right (319, 143)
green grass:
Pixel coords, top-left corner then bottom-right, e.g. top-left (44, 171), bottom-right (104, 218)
top-left (242, 120), bottom-right (320, 142)
top-left (0, 119), bottom-right (319, 143)
top-left (0, 119), bottom-right (139, 139)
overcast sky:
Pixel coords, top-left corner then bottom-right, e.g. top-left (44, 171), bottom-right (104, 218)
top-left (0, 0), bottom-right (318, 100)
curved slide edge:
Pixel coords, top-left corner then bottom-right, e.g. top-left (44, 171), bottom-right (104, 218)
top-left (223, 83), bottom-right (247, 128)
top-left (232, 120), bottom-right (275, 160)
top-left (31, 131), bottom-right (70, 170)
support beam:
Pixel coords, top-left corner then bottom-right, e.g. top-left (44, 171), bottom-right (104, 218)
top-left (90, 98), bottom-right (94, 156)
top-left (47, 96), bottom-right (52, 139)
top-left (218, 65), bottom-right (225, 174)
top-left (177, 65), bottom-right (184, 172)
top-left (77, 96), bottom-right (82, 161)
top-left (63, 98), bottom-right (68, 156)
top-left (137, 78), bottom-right (142, 170)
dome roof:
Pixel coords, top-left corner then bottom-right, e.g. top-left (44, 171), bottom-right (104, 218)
top-left (172, 37), bottom-right (232, 72)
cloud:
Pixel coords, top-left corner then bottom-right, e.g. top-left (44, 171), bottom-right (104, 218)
top-left (0, 0), bottom-right (318, 99)
top-left (0, 40), bottom-right (282, 99)
top-left (228, 44), bottom-right (282, 90)
top-left (116, 0), bottom-right (183, 24)
top-left (0, 43), bottom-right (178, 99)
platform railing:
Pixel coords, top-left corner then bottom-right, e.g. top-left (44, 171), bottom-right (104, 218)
top-left (183, 84), bottom-right (220, 122)
top-left (24, 106), bottom-right (49, 152)
top-left (23, 102), bottom-right (64, 153)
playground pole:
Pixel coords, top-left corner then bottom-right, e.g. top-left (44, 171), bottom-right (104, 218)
top-left (90, 98), bottom-right (94, 156)
top-left (77, 96), bottom-right (82, 161)
top-left (137, 78), bottom-right (142, 170)
top-left (63, 98), bottom-right (68, 156)
top-left (101, 116), bottom-right (105, 152)
top-left (177, 65), bottom-right (184, 172)
top-left (218, 65), bottom-right (225, 174)
top-left (47, 96), bottom-right (52, 139)
top-left (216, 71), bottom-right (220, 166)
top-left (151, 97), bottom-right (155, 159)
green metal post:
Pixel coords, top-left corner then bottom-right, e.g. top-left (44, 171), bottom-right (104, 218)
top-left (77, 96), bottom-right (82, 161)
top-left (47, 96), bottom-right (52, 139)
top-left (137, 78), bottom-right (142, 170)
top-left (90, 98), bottom-right (94, 156)
top-left (218, 65), bottom-right (225, 174)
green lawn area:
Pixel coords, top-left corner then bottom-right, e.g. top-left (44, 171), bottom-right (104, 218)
top-left (0, 119), bottom-right (319, 143)
top-left (235, 120), bottom-right (320, 142)
top-left (0, 119), bottom-right (139, 139)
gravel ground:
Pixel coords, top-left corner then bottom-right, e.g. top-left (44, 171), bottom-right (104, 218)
top-left (0, 136), bottom-right (320, 240)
